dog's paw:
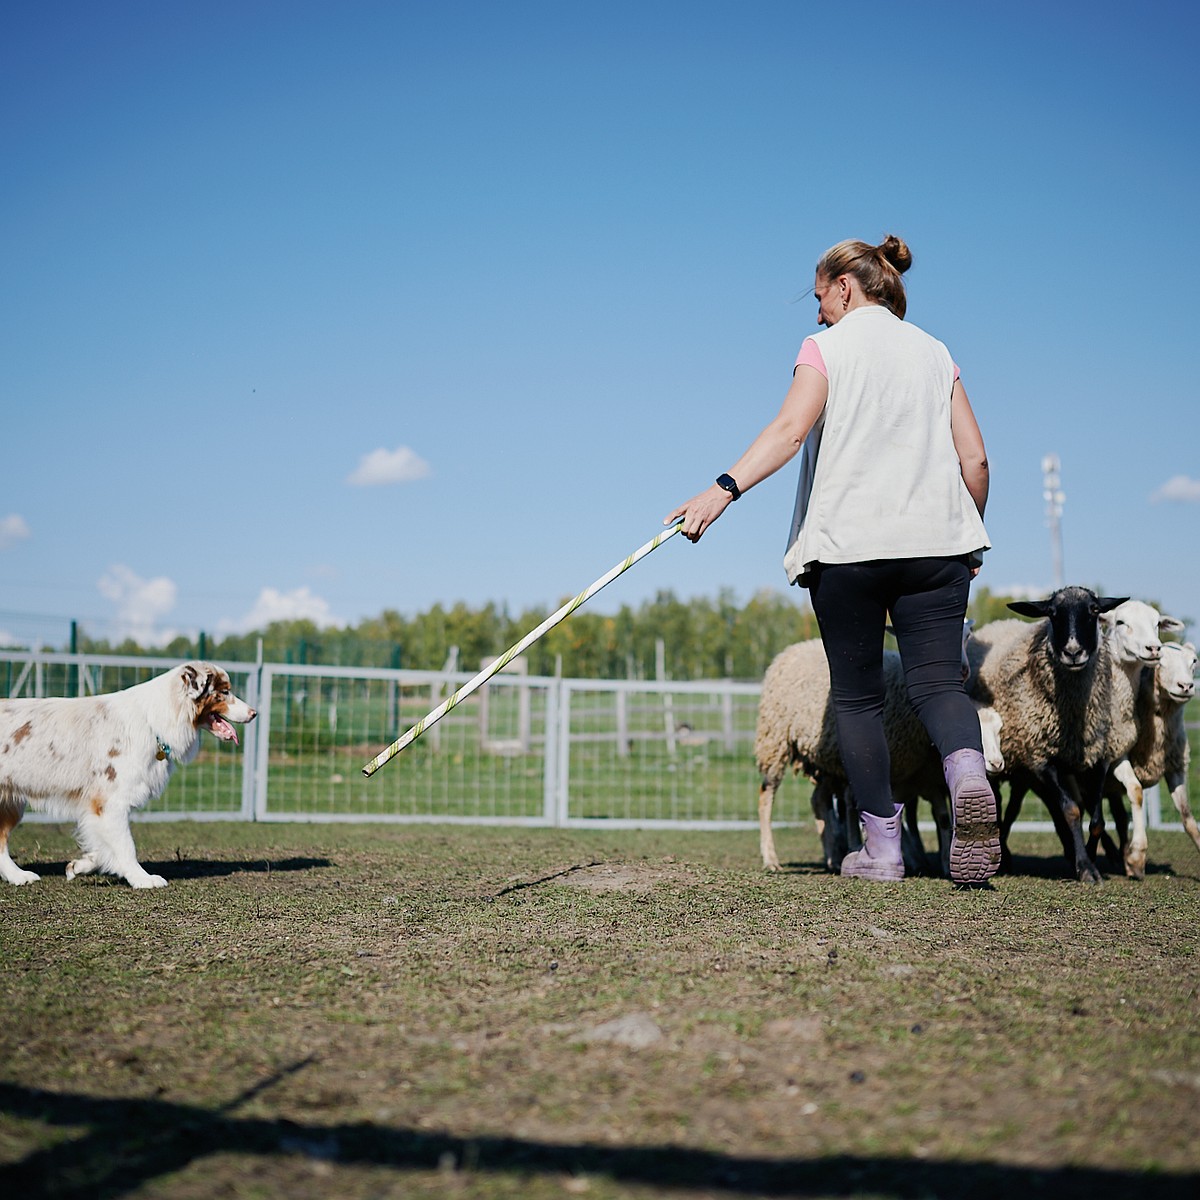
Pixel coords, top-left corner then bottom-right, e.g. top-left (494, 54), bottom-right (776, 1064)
top-left (130, 873), bottom-right (169, 889)
top-left (5, 867), bottom-right (41, 885)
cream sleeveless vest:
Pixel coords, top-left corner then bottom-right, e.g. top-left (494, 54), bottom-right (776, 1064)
top-left (782, 305), bottom-right (990, 586)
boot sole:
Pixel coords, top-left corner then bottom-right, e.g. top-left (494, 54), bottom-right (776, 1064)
top-left (840, 852), bottom-right (904, 882)
top-left (950, 784), bottom-right (1000, 884)
top-left (842, 864), bottom-right (905, 881)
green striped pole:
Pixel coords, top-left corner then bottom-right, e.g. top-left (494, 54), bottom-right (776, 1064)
top-left (362, 523), bottom-right (683, 777)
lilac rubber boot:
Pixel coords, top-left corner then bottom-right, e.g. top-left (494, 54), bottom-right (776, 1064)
top-left (944, 748), bottom-right (1000, 884)
top-left (840, 803), bottom-right (905, 881)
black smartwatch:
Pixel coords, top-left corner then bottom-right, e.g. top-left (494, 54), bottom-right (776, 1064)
top-left (716, 473), bottom-right (741, 501)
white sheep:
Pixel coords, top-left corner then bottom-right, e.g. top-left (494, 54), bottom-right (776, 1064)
top-left (755, 621), bottom-right (976, 877)
top-left (1091, 600), bottom-right (1186, 871)
top-left (1101, 640), bottom-right (1199, 876)
top-left (966, 587), bottom-right (1131, 883)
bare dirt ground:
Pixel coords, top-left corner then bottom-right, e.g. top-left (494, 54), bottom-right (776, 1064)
top-left (2, 820), bottom-right (1198, 1198)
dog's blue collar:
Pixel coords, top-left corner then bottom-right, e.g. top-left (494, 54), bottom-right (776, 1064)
top-left (155, 738), bottom-right (172, 762)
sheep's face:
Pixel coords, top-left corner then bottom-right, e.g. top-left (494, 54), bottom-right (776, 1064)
top-left (1102, 599), bottom-right (1186, 666)
top-left (1008, 587), bottom-right (1129, 673)
top-left (1158, 642), bottom-right (1197, 703)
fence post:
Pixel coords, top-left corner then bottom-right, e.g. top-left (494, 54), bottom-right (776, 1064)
top-left (555, 681), bottom-right (573, 825)
top-left (542, 676), bottom-right (560, 825)
top-left (253, 666), bottom-right (275, 821)
top-left (1145, 782), bottom-right (1163, 830)
top-left (657, 639), bottom-right (677, 757)
top-left (240, 642), bottom-right (265, 820)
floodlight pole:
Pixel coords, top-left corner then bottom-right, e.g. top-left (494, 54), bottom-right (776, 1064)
top-left (1041, 454), bottom-right (1065, 589)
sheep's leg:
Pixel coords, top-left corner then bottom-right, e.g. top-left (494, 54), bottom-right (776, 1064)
top-left (928, 786), bottom-right (952, 878)
top-left (897, 787), bottom-right (929, 876)
top-left (1085, 804), bottom-right (1123, 869)
top-left (1165, 769), bottom-right (1200, 857)
top-left (1042, 764), bottom-right (1103, 884)
top-left (758, 773), bottom-right (783, 872)
top-left (1084, 778), bottom-right (1123, 869)
top-left (1110, 760), bottom-right (1144, 877)
top-left (829, 785), bottom-right (849, 868)
top-left (844, 788), bottom-right (863, 853)
top-left (999, 772), bottom-right (1074, 873)
top-left (1107, 789), bottom-right (1131, 866)
top-left (999, 777), bottom-right (1027, 875)
top-left (810, 776), bottom-right (843, 873)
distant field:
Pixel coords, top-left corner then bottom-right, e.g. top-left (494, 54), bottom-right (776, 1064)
top-left (3, 821), bottom-right (1198, 1199)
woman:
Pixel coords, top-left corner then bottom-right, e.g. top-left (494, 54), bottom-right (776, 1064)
top-left (666, 235), bottom-right (996, 884)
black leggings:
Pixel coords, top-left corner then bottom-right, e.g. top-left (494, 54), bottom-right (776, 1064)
top-left (807, 556), bottom-right (982, 818)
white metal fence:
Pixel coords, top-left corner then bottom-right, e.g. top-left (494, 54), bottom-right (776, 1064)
top-left (3, 651), bottom-right (1192, 833)
top-left (3, 652), bottom-right (764, 828)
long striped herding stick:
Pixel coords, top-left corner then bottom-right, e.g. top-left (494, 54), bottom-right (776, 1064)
top-left (361, 522), bottom-right (683, 776)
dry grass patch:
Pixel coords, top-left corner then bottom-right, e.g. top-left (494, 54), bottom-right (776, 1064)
top-left (1, 820), bottom-right (1198, 1198)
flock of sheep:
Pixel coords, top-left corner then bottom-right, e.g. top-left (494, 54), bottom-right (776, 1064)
top-left (755, 587), bottom-right (1199, 883)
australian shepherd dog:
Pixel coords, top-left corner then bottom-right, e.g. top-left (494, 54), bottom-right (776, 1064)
top-left (0, 662), bottom-right (256, 888)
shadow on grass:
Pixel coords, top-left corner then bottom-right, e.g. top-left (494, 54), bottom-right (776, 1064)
top-left (1, 1077), bottom-right (1194, 1199)
top-left (25, 856), bottom-right (333, 882)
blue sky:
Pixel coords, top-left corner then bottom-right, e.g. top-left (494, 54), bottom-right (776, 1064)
top-left (3, 0), bottom-right (1198, 651)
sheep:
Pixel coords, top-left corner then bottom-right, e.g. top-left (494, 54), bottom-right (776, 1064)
top-left (1082, 600), bottom-right (1184, 869)
top-left (996, 599), bottom-right (1181, 876)
top-left (1101, 640), bottom-right (1199, 876)
top-left (755, 620), bottom-right (977, 877)
top-left (755, 639), bottom-right (933, 874)
top-left (966, 586), bottom-right (1131, 883)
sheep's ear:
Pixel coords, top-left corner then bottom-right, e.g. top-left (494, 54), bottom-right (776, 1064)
top-left (1096, 596), bottom-right (1130, 614)
top-left (1008, 600), bottom-right (1050, 618)
top-left (1159, 614), bottom-right (1186, 633)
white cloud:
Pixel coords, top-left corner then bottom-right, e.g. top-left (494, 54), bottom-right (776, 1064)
top-left (0, 514), bottom-right (31, 549)
top-left (97, 565), bottom-right (179, 645)
top-left (346, 446), bottom-right (432, 486)
top-left (0, 629), bottom-right (24, 648)
top-left (1150, 474), bottom-right (1200, 503)
top-left (219, 586), bottom-right (344, 635)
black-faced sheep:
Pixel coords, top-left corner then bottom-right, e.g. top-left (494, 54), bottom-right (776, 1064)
top-left (993, 598), bottom-right (1181, 877)
top-left (966, 586), bottom-right (1130, 883)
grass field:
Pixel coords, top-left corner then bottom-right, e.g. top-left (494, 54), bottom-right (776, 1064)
top-left (3, 820), bottom-right (1199, 1199)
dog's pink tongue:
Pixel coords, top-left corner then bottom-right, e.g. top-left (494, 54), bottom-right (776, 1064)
top-left (206, 715), bottom-right (239, 744)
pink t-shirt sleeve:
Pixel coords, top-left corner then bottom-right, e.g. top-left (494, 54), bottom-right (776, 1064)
top-left (795, 337), bottom-right (962, 384)
top-left (794, 337), bottom-right (826, 377)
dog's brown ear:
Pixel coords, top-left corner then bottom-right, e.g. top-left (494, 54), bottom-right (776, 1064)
top-left (181, 664), bottom-right (209, 700)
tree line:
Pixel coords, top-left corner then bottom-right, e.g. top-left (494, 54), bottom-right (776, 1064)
top-left (72, 586), bottom-right (1033, 681)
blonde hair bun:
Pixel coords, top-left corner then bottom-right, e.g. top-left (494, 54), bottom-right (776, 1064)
top-left (878, 235), bottom-right (913, 275)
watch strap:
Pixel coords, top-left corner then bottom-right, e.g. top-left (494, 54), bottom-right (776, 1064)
top-left (716, 473), bottom-right (741, 501)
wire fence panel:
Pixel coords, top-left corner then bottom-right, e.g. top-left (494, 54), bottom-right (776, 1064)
top-left (255, 665), bottom-right (555, 823)
top-left (557, 679), bottom-right (765, 827)
top-left (4, 653), bottom-right (1196, 834)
